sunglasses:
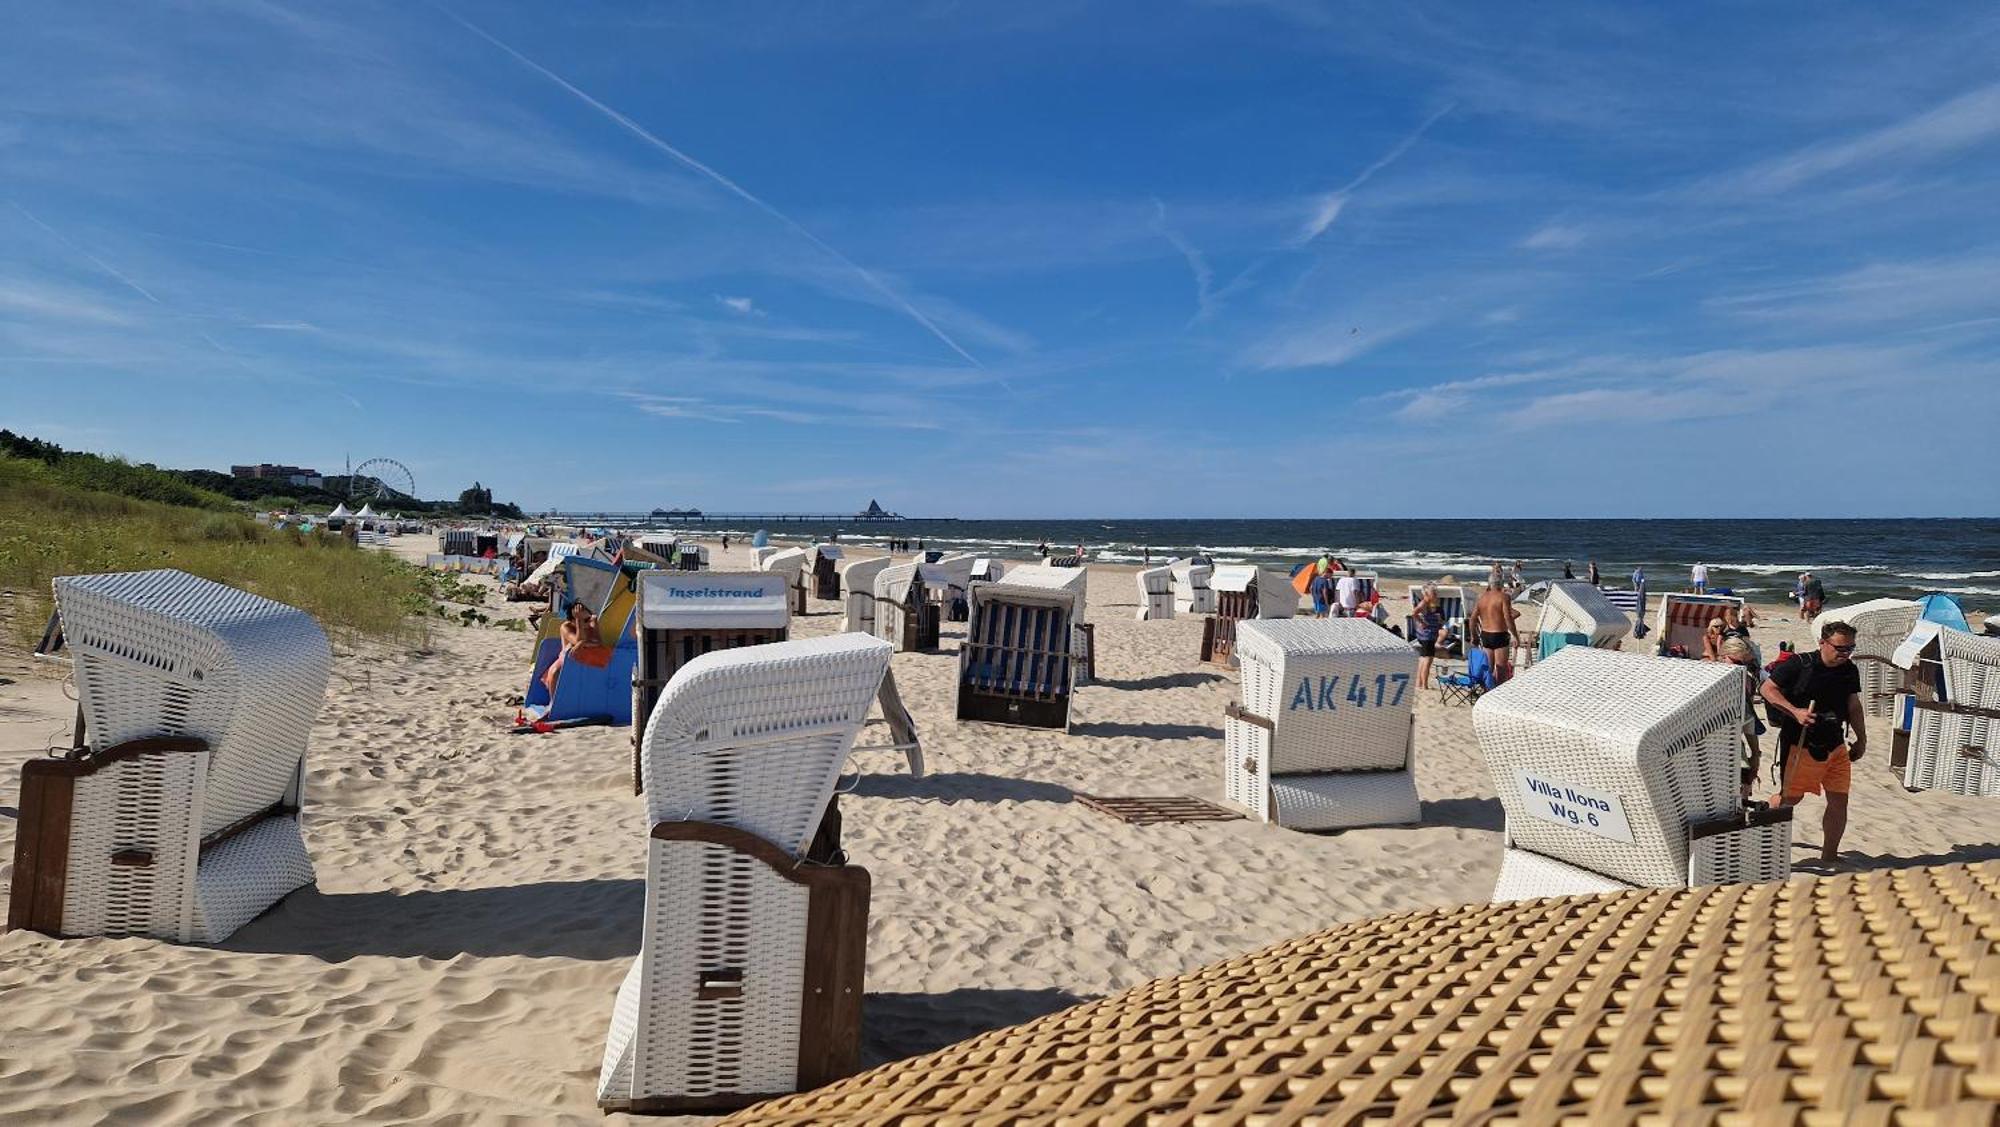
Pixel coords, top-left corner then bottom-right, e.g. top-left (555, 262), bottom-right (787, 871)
top-left (1828, 643), bottom-right (1857, 653)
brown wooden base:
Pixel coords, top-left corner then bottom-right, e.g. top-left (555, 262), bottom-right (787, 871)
top-left (957, 688), bottom-right (1071, 730)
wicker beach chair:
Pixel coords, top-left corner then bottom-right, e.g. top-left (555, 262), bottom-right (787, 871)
top-left (958, 566), bottom-right (1089, 731)
top-left (807, 544), bottom-right (844, 601)
top-left (1816, 597), bottom-right (1920, 718)
top-left (1223, 620), bottom-right (1420, 830)
top-left (1170, 558), bottom-right (1213, 615)
top-left (8, 570), bottom-right (331, 943)
top-left (1892, 624), bottom-right (2000, 796)
top-left (758, 547), bottom-right (809, 614)
top-left (1474, 646), bottom-right (1790, 901)
top-left (837, 557), bottom-right (891, 635)
top-left (598, 633), bottom-right (893, 1114)
top-left (872, 563), bottom-right (939, 652)
top-left (1536, 581), bottom-right (1630, 658)
top-left (1134, 564), bottom-right (1175, 621)
top-left (1652, 592), bottom-right (1743, 657)
top-left (1201, 565), bottom-right (1297, 666)
top-left (628, 571), bottom-right (792, 794)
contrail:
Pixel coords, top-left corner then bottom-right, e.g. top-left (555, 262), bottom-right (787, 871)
top-left (1296, 101), bottom-right (1456, 246)
top-left (430, 3), bottom-right (984, 370)
top-left (11, 201), bottom-right (163, 303)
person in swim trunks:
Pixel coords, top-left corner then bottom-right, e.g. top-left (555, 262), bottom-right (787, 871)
top-left (1761, 620), bottom-right (1867, 867)
top-left (1471, 579), bottom-right (1518, 681)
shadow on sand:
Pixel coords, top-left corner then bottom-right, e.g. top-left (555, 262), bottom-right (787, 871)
top-left (863, 987), bottom-right (1091, 1065)
top-left (222, 878), bottom-right (643, 962)
top-left (849, 771), bottom-right (1073, 805)
top-left (1093, 671), bottom-right (1226, 692)
top-left (1069, 720), bottom-right (1223, 741)
top-left (1418, 796), bottom-right (1506, 832)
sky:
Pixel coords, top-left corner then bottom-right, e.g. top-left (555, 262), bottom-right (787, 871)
top-left (3, 0), bottom-right (1998, 518)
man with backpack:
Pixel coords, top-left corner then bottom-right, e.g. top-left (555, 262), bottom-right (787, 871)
top-left (1760, 620), bottom-right (1868, 867)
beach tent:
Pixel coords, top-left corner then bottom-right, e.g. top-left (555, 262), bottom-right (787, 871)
top-left (327, 502), bottom-right (352, 520)
top-left (751, 528), bottom-right (770, 548)
top-left (520, 555), bottom-right (641, 728)
top-left (355, 503), bottom-right (376, 519)
top-left (1918, 592), bottom-right (1971, 633)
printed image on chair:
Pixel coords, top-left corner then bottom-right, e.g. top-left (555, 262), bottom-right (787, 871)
top-left (1816, 598), bottom-right (1920, 718)
top-left (1652, 592), bottom-right (1744, 657)
top-left (838, 557), bottom-right (891, 636)
top-left (598, 634), bottom-right (893, 1114)
top-left (1536, 581), bottom-right (1630, 660)
top-left (1201, 565), bottom-right (1297, 666)
top-left (1474, 646), bottom-right (1791, 901)
top-left (958, 566), bottom-right (1089, 731)
top-left (1135, 564), bottom-right (1175, 621)
top-left (1436, 648), bottom-right (1495, 705)
top-left (1891, 624), bottom-right (2000, 797)
top-left (872, 563), bottom-right (939, 653)
top-left (629, 571), bottom-right (792, 793)
top-left (1222, 620), bottom-right (1420, 830)
top-left (1170, 558), bottom-right (1213, 615)
top-left (808, 545), bottom-right (844, 601)
top-left (9, 570), bottom-right (332, 943)
top-left (521, 554), bottom-right (641, 728)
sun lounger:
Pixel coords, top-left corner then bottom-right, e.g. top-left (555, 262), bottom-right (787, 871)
top-left (1474, 646), bottom-right (1790, 900)
top-left (958, 566), bottom-right (1089, 731)
top-left (1135, 564), bottom-right (1175, 620)
top-left (1223, 620), bottom-right (1420, 830)
top-left (1892, 623), bottom-right (2000, 796)
top-left (597, 634), bottom-right (892, 1113)
top-left (1816, 598), bottom-right (1920, 718)
top-left (8, 570), bottom-right (331, 942)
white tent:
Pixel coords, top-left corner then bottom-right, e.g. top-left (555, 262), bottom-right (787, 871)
top-left (355, 503), bottom-right (377, 519)
top-left (327, 502), bottom-right (352, 519)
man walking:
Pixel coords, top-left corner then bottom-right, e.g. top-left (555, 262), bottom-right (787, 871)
top-left (1692, 561), bottom-right (1710, 594)
top-left (1761, 620), bottom-right (1868, 867)
top-left (1335, 570), bottom-right (1361, 619)
top-left (1471, 579), bottom-right (1518, 682)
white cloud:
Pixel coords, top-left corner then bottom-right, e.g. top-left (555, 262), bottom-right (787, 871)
top-left (1295, 192), bottom-right (1346, 245)
top-left (0, 282), bottom-right (134, 325)
top-left (715, 294), bottom-right (756, 316)
top-left (1150, 198), bottom-right (1216, 322)
top-left (1294, 101), bottom-right (1455, 247)
top-left (1246, 319), bottom-right (1423, 371)
top-left (1519, 223), bottom-right (1586, 251)
top-left (1701, 81), bottom-right (2000, 198)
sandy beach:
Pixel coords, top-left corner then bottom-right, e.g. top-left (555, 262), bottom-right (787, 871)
top-left (2, 538), bottom-right (1994, 1123)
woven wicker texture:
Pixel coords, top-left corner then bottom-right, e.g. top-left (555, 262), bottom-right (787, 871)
top-left (1538, 581), bottom-right (1630, 648)
top-left (874, 564), bottom-right (919, 647)
top-left (639, 633), bottom-right (894, 855)
top-left (726, 860), bottom-right (2000, 1125)
top-left (1817, 599), bottom-right (1920, 718)
top-left (1907, 629), bottom-right (2000, 797)
top-left (1135, 565), bottom-right (1175, 621)
top-left (840, 558), bottom-right (892, 635)
top-left (1169, 559), bottom-right (1213, 615)
top-left (1474, 646), bottom-right (1748, 889)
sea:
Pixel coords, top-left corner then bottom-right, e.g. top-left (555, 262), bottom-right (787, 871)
top-left (624, 518), bottom-right (1997, 606)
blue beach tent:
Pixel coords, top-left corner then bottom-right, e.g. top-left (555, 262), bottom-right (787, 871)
top-left (1917, 592), bottom-right (1971, 633)
top-left (521, 555), bottom-right (641, 728)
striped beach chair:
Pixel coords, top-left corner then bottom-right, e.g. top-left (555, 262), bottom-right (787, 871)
top-left (957, 566), bottom-right (1089, 731)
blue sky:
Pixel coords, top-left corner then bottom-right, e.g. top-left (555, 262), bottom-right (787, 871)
top-left (4, 1), bottom-right (1998, 517)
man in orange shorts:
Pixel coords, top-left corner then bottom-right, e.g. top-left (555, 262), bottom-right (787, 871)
top-left (1760, 621), bottom-right (1867, 866)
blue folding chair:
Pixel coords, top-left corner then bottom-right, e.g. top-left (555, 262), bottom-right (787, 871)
top-left (1437, 648), bottom-right (1495, 705)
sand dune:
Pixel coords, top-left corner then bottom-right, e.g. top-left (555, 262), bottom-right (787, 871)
top-left (1, 540), bottom-right (1993, 1123)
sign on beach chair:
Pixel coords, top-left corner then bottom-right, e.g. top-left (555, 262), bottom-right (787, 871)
top-left (9, 570), bottom-right (331, 943)
top-left (599, 635), bottom-right (892, 1114)
top-left (1473, 646), bottom-right (1790, 901)
top-left (1223, 619), bottom-right (1420, 830)
top-left (629, 570), bottom-right (792, 794)
top-left (957, 566), bottom-right (1089, 731)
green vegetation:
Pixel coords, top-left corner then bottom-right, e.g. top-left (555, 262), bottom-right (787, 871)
top-left (0, 430), bottom-right (235, 510)
top-left (0, 455), bottom-right (428, 650)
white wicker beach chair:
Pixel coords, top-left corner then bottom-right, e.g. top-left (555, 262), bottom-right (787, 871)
top-left (871, 563), bottom-right (938, 652)
top-left (1537, 582), bottom-right (1630, 653)
top-left (1135, 564), bottom-right (1175, 621)
top-left (759, 548), bottom-right (809, 613)
top-left (1201, 565), bottom-right (1297, 666)
top-left (1652, 593), bottom-right (1744, 656)
top-left (958, 566), bottom-right (1089, 731)
top-left (1892, 625), bottom-right (2000, 797)
top-left (1170, 558), bottom-right (1213, 615)
top-left (752, 545), bottom-right (780, 570)
top-left (807, 545), bottom-right (844, 600)
top-left (837, 557), bottom-right (891, 635)
top-left (1223, 620), bottom-right (1419, 830)
top-left (9, 570), bottom-right (331, 942)
top-left (599, 634), bottom-right (893, 1114)
top-left (1473, 646), bottom-right (1790, 901)
top-left (1816, 598), bottom-right (1920, 718)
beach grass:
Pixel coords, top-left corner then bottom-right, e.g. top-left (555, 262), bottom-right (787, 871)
top-left (0, 455), bottom-right (427, 650)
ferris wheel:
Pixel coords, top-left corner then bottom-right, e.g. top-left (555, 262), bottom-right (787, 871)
top-left (348, 457), bottom-right (415, 501)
